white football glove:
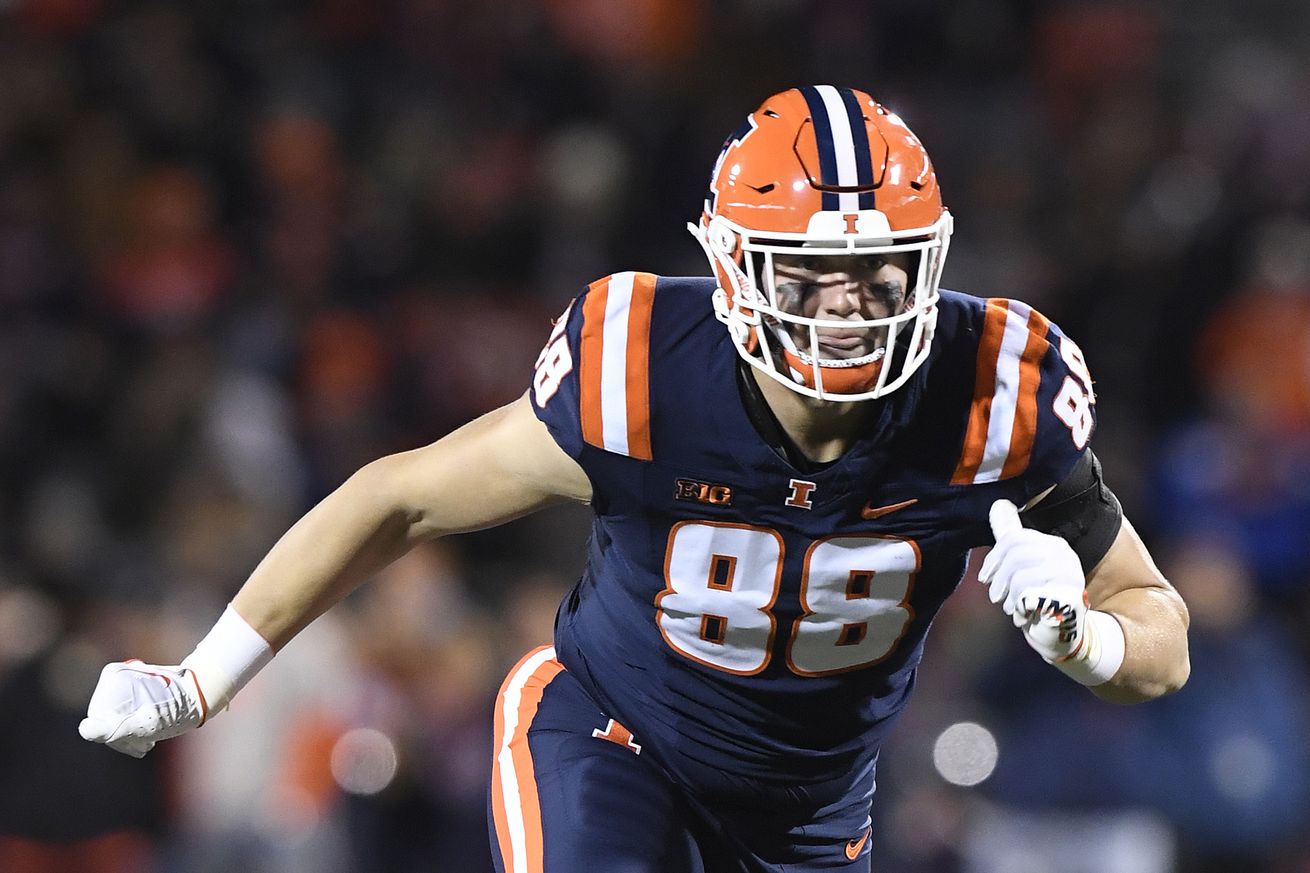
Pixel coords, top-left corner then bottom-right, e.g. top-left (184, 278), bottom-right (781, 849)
top-left (982, 499), bottom-right (1125, 685)
top-left (78, 661), bottom-right (208, 759)
top-left (80, 605), bottom-right (274, 758)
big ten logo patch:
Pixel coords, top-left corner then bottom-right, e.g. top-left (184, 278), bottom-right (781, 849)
top-left (675, 478), bottom-right (734, 506)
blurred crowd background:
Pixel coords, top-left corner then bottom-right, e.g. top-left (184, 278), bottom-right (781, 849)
top-left (2, 0), bottom-right (1309, 871)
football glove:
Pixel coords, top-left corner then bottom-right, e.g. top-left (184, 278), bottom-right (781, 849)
top-left (78, 661), bottom-right (208, 758)
top-left (80, 604), bottom-right (273, 757)
top-left (982, 499), bottom-right (1124, 686)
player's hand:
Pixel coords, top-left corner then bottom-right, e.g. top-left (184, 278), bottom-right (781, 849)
top-left (981, 499), bottom-right (1088, 662)
top-left (79, 661), bottom-right (208, 758)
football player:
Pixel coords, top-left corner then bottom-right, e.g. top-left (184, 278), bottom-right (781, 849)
top-left (81, 86), bottom-right (1190, 872)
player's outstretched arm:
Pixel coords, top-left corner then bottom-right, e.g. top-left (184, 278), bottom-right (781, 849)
top-left (983, 500), bottom-right (1189, 705)
top-left (232, 393), bottom-right (590, 649)
top-left (80, 394), bottom-right (591, 757)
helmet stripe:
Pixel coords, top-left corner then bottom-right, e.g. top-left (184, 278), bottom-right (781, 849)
top-left (836, 87), bottom-right (878, 211)
top-left (812, 86), bottom-right (859, 210)
top-left (799, 86), bottom-right (841, 211)
top-left (805, 85), bottom-right (878, 213)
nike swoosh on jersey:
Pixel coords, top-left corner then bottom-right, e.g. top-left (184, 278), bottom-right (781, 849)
top-left (845, 827), bottom-right (871, 860)
top-left (860, 498), bottom-right (919, 519)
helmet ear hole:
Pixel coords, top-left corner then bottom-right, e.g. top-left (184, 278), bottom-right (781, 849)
top-left (709, 219), bottom-right (737, 256)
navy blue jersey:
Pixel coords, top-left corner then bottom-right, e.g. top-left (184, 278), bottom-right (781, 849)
top-left (528, 272), bottom-right (1095, 799)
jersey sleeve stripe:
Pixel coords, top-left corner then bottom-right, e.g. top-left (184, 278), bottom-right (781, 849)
top-left (974, 301), bottom-right (1037, 482)
top-left (579, 271), bottom-right (655, 461)
top-left (623, 273), bottom-right (656, 461)
top-left (953, 299), bottom-right (1053, 485)
top-left (579, 276), bottom-right (610, 451)
top-left (951, 299), bottom-right (1009, 484)
top-left (599, 272), bottom-right (635, 456)
top-left (491, 646), bottom-right (565, 873)
top-left (999, 305), bottom-right (1052, 479)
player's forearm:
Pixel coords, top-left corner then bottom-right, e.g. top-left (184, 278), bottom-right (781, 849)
top-left (1089, 584), bottom-right (1190, 704)
top-left (232, 454), bottom-right (423, 650)
top-left (79, 454), bottom-right (439, 753)
top-left (1075, 518), bottom-right (1190, 703)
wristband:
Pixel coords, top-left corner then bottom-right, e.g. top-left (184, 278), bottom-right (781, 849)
top-left (180, 605), bottom-right (274, 719)
top-left (1053, 609), bottom-right (1125, 686)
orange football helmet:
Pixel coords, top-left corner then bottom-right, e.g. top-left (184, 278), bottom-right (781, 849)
top-left (689, 85), bottom-right (953, 401)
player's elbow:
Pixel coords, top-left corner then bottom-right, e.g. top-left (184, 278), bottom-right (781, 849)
top-left (1096, 582), bottom-right (1191, 704)
top-left (1163, 653), bottom-right (1192, 696)
top-left (1095, 654), bottom-right (1190, 704)
top-left (1096, 611), bottom-right (1191, 704)
top-left (1145, 587), bottom-right (1192, 698)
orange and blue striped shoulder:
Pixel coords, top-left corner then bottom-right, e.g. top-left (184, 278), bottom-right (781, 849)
top-left (938, 294), bottom-right (1093, 488)
top-left (530, 271), bottom-right (665, 462)
top-left (576, 271), bottom-right (657, 461)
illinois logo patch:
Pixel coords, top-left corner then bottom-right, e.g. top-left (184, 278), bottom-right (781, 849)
top-left (785, 479), bottom-right (816, 510)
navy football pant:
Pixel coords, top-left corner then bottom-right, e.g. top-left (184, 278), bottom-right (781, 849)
top-left (488, 646), bottom-right (874, 873)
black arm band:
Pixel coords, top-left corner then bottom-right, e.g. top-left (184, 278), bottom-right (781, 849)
top-left (1020, 449), bottom-right (1123, 573)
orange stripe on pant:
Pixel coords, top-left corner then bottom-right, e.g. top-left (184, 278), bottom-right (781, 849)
top-left (999, 307), bottom-right (1051, 479)
top-left (951, 299), bottom-right (1010, 485)
top-left (623, 273), bottom-right (656, 461)
top-left (491, 646), bottom-right (566, 873)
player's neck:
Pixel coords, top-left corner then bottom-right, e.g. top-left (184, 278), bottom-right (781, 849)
top-left (751, 369), bottom-right (877, 464)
